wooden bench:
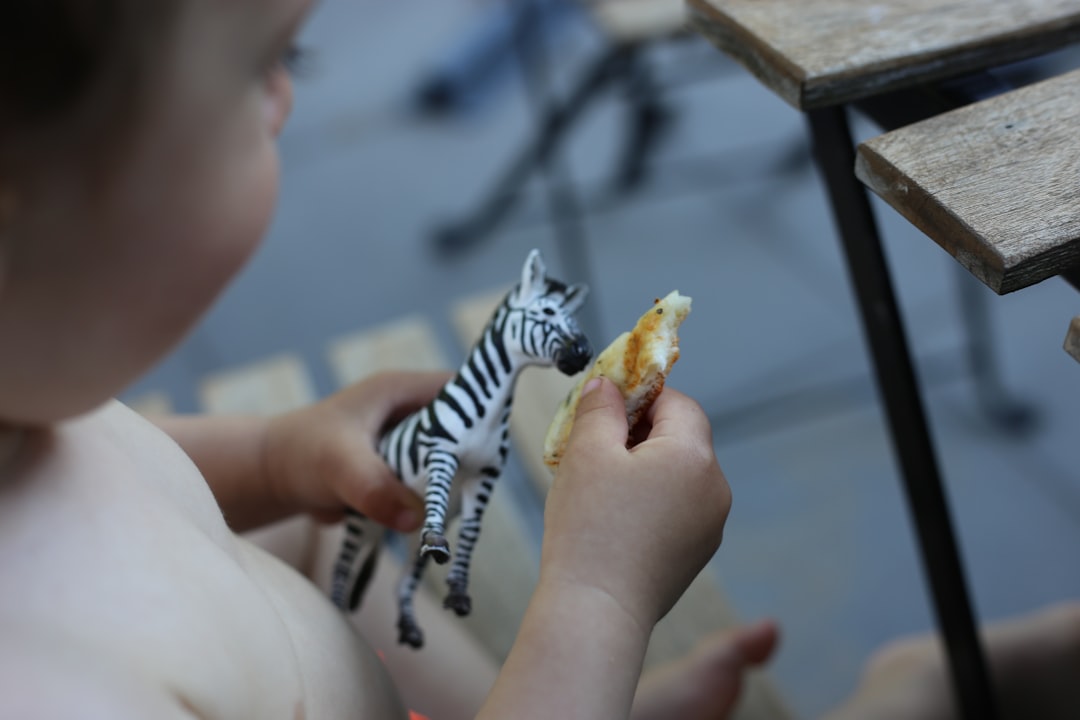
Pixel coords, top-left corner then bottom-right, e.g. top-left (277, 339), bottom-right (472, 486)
top-left (856, 67), bottom-right (1080, 295)
top-left (454, 290), bottom-right (791, 718)
top-left (687, 0), bottom-right (1080, 111)
top-left (131, 303), bottom-right (791, 719)
top-left (855, 68), bottom-right (1080, 368)
top-left (683, 3), bottom-right (1080, 719)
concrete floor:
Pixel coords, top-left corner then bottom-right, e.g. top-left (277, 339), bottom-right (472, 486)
top-left (127, 0), bottom-right (1080, 716)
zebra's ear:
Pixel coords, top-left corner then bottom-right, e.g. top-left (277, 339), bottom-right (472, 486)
top-left (563, 283), bottom-right (589, 314)
top-left (519, 248), bottom-right (546, 299)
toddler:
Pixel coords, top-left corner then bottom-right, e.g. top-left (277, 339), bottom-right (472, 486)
top-left (0, 1), bottom-right (771, 717)
top-left (7, 3), bottom-right (1074, 719)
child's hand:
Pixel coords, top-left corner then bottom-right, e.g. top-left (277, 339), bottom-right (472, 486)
top-left (263, 371), bottom-right (450, 532)
top-left (540, 377), bottom-right (731, 631)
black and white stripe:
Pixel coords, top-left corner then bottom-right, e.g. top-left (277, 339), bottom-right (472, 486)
top-left (330, 249), bottom-right (592, 648)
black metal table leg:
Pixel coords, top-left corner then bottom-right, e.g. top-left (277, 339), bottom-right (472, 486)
top-left (806, 105), bottom-right (999, 720)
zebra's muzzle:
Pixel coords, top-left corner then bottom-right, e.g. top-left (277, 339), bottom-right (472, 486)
top-left (555, 336), bottom-right (592, 375)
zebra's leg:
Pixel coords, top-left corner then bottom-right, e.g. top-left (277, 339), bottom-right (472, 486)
top-left (444, 472), bottom-right (496, 617)
top-left (419, 450), bottom-right (460, 564)
top-left (331, 509), bottom-right (382, 612)
top-left (396, 545), bottom-right (431, 649)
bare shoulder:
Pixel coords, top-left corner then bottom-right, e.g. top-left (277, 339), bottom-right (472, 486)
top-left (0, 627), bottom-right (198, 720)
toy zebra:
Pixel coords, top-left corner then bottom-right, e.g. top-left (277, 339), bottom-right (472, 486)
top-left (330, 249), bottom-right (592, 648)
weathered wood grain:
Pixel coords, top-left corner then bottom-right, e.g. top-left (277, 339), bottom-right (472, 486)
top-left (856, 68), bottom-right (1080, 294)
top-left (1064, 316), bottom-right (1080, 363)
top-left (688, 0), bottom-right (1080, 109)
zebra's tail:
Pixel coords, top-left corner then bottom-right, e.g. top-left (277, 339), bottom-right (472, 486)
top-left (330, 508), bottom-right (383, 612)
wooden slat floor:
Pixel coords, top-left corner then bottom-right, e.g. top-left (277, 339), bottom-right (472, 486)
top-left (130, 290), bottom-right (791, 719)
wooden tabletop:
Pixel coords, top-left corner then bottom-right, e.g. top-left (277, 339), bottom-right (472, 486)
top-left (856, 68), bottom-right (1080, 294)
top-left (687, 0), bottom-right (1080, 109)
top-left (1065, 316), bottom-right (1080, 363)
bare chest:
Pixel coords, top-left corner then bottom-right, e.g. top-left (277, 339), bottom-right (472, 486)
top-left (0, 404), bottom-right (403, 719)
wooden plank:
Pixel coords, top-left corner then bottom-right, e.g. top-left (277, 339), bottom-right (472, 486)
top-left (1064, 316), bottom-right (1080, 363)
top-left (198, 354), bottom-right (320, 574)
top-left (452, 288), bottom-right (791, 718)
top-left (328, 315), bottom-right (448, 378)
top-left (326, 315), bottom-right (538, 664)
top-left (588, 0), bottom-right (688, 44)
top-left (856, 68), bottom-right (1080, 294)
top-left (125, 391), bottom-right (173, 417)
top-left (688, 0), bottom-right (1080, 109)
top-left (199, 354), bottom-right (317, 414)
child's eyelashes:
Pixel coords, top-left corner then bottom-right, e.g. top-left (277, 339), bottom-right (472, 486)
top-left (280, 44), bottom-right (310, 76)
top-left (268, 43), bottom-right (312, 80)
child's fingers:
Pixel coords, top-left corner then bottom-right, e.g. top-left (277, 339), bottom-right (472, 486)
top-left (734, 619), bottom-right (780, 665)
top-left (344, 476), bottom-right (424, 533)
top-left (337, 443), bottom-right (425, 532)
top-left (639, 387), bottom-right (713, 445)
top-left (564, 377), bottom-right (629, 455)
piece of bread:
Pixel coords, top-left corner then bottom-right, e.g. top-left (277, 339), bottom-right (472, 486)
top-left (543, 290), bottom-right (691, 470)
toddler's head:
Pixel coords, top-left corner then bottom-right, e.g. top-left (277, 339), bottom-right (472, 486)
top-left (0, 0), bottom-right (311, 425)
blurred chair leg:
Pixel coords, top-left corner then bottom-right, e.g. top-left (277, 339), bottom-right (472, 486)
top-left (512, 0), bottom-right (606, 340)
top-left (953, 264), bottom-right (1037, 433)
top-left (611, 48), bottom-right (675, 193)
top-left (432, 40), bottom-right (637, 257)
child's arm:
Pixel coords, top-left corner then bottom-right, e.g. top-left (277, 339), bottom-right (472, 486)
top-left (478, 378), bottom-right (732, 719)
top-left (479, 578), bottom-right (650, 718)
top-left (152, 413), bottom-right (298, 531)
top-left (149, 371), bottom-right (448, 532)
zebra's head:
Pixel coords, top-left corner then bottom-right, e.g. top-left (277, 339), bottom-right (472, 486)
top-left (508, 249), bottom-right (592, 375)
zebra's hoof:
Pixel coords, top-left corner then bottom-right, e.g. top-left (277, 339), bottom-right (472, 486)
top-left (444, 591), bottom-right (472, 617)
top-left (397, 619), bottom-right (425, 649)
top-left (421, 532), bottom-right (451, 565)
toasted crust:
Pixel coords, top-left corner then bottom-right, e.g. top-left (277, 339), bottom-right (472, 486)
top-left (543, 291), bottom-right (691, 470)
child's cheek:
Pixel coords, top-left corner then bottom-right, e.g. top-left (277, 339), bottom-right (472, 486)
top-left (222, 150), bottom-right (279, 275)
top-left (172, 134), bottom-right (280, 320)
top-left (265, 70), bottom-right (294, 138)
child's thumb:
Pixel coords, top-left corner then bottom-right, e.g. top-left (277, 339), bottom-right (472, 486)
top-left (568, 376), bottom-right (629, 450)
